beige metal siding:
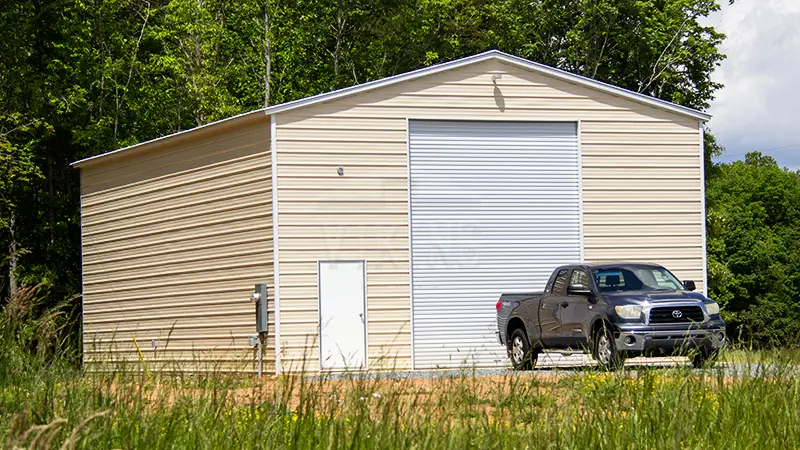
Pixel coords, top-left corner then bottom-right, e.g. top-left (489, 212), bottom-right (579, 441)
top-left (274, 59), bottom-right (703, 371)
top-left (81, 114), bottom-right (274, 373)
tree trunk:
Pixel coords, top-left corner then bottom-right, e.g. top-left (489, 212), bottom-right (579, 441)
top-left (264, 0), bottom-right (271, 107)
top-left (334, 0), bottom-right (344, 76)
top-left (9, 212), bottom-right (18, 300)
top-left (48, 153), bottom-right (55, 245)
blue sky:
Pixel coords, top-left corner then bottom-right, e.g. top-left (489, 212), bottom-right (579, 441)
top-left (702, 0), bottom-right (800, 169)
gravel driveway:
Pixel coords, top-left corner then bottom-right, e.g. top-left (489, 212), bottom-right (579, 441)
top-left (308, 356), bottom-right (796, 381)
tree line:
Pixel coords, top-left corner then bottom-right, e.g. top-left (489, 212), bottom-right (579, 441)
top-left (706, 148), bottom-right (800, 346)
top-left (2, 0), bottom-right (794, 348)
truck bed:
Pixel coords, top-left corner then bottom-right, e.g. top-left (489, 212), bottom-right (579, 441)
top-left (497, 292), bottom-right (543, 346)
top-left (499, 292), bottom-right (543, 303)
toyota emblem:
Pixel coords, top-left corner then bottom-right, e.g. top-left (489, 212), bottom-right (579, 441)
top-left (672, 310), bottom-right (683, 319)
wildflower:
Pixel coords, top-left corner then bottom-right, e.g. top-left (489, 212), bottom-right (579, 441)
top-left (372, 393), bottom-right (381, 399)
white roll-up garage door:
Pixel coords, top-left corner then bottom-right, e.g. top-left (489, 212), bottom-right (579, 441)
top-left (409, 120), bottom-right (581, 369)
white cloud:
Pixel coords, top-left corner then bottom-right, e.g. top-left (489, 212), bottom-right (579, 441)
top-left (703, 0), bottom-right (800, 166)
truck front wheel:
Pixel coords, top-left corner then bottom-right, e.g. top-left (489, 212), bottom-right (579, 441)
top-left (690, 348), bottom-right (718, 369)
top-left (509, 328), bottom-right (538, 370)
top-left (593, 325), bottom-right (625, 371)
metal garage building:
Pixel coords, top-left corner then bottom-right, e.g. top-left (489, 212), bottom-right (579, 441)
top-left (73, 50), bottom-right (710, 373)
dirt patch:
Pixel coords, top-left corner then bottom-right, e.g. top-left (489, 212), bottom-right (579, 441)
top-left (90, 366), bottom-right (740, 421)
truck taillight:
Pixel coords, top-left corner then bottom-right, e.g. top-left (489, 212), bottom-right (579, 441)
top-left (495, 299), bottom-right (503, 312)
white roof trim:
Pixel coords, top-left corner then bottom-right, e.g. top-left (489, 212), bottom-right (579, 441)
top-left (73, 50), bottom-right (709, 167)
top-left (263, 50), bottom-right (711, 121)
top-left (72, 108), bottom-right (266, 167)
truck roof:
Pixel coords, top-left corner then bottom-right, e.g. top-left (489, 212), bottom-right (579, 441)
top-left (557, 262), bottom-right (665, 271)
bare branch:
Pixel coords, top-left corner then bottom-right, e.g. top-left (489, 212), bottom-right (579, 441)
top-left (639, 16), bottom-right (689, 93)
top-left (114, 0), bottom-right (151, 141)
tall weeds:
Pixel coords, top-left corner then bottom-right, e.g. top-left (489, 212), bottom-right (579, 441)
top-left (0, 284), bottom-right (76, 384)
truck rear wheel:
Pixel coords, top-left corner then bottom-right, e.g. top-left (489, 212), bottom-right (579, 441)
top-left (509, 328), bottom-right (538, 370)
top-left (593, 324), bottom-right (624, 371)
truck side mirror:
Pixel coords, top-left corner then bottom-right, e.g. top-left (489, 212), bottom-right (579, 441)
top-left (567, 284), bottom-right (592, 296)
top-left (683, 280), bottom-right (696, 292)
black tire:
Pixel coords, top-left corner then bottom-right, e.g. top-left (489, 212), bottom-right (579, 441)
top-left (593, 324), bottom-right (625, 371)
top-left (509, 328), bottom-right (538, 370)
top-left (690, 348), bottom-right (718, 369)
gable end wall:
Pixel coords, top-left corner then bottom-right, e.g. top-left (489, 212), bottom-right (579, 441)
top-left (273, 59), bottom-right (704, 371)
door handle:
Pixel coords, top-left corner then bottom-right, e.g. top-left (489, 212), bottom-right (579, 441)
top-left (359, 313), bottom-right (364, 321)
top-left (560, 302), bottom-right (569, 308)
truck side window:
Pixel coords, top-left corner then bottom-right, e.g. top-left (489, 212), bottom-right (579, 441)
top-left (569, 269), bottom-right (590, 290)
top-left (552, 269), bottom-right (569, 295)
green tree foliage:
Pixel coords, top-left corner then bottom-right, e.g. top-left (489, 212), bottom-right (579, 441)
top-left (0, 116), bottom-right (48, 298)
top-left (706, 152), bottom-right (800, 347)
top-left (486, 0), bottom-right (724, 110)
top-left (0, 0), bottom-right (83, 304)
top-left (0, 0), bottom-right (740, 348)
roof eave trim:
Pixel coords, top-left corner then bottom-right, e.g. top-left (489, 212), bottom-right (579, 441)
top-left (71, 108), bottom-right (267, 168)
top-left (492, 52), bottom-right (711, 122)
top-left (260, 51), bottom-right (503, 116)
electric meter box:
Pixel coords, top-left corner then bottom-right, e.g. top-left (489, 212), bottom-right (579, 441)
top-left (254, 284), bottom-right (268, 333)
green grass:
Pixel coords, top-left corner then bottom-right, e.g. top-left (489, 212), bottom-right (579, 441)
top-left (2, 351), bottom-right (800, 449)
top-left (721, 347), bottom-right (800, 364)
top-left (3, 290), bottom-right (800, 449)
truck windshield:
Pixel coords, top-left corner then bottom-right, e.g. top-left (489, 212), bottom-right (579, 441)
top-left (592, 266), bottom-right (685, 293)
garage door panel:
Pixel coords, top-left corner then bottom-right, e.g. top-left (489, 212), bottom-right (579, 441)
top-left (409, 120), bottom-right (581, 369)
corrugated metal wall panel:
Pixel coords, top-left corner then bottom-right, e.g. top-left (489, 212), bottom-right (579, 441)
top-left (282, 106), bottom-right (688, 123)
top-left (82, 153), bottom-right (269, 207)
top-left (83, 225), bottom-right (267, 261)
top-left (80, 114), bottom-right (275, 373)
top-left (408, 120), bottom-right (581, 368)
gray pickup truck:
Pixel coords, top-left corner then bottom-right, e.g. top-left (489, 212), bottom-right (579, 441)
top-left (496, 263), bottom-right (726, 370)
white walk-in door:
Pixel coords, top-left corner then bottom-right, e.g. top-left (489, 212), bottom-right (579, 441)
top-left (409, 120), bottom-right (581, 369)
top-left (319, 261), bottom-right (367, 370)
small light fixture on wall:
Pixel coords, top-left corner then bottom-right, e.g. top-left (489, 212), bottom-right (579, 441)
top-left (491, 74), bottom-right (503, 82)
top-left (337, 167), bottom-right (344, 176)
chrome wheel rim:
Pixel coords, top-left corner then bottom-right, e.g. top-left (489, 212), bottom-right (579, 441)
top-left (597, 333), bottom-right (612, 365)
top-left (512, 336), bottom-right (525, 364)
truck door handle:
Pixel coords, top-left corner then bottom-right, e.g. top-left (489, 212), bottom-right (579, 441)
top-left (560, 302), bottom-right (569, 308)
